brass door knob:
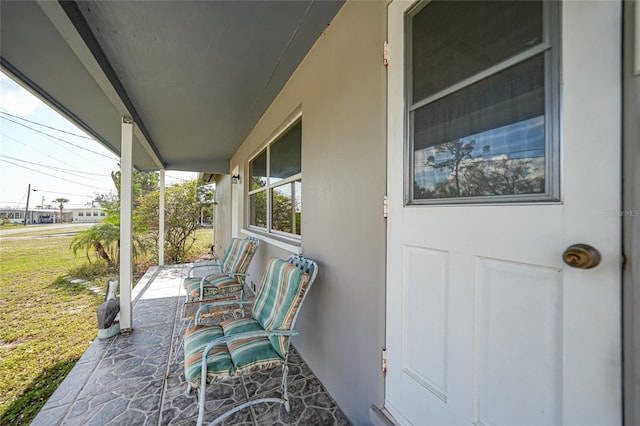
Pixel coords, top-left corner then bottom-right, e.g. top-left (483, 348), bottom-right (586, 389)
top-left (563, 244), bottom-right (601, 269)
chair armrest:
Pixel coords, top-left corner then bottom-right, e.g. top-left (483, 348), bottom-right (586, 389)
top-left (200, 272), bottom-right (247, 283)
top-left (187, 262), bottom-right (222, 277)
top-left (195, 299), bottom-right (254, 323)
top-left (202, 329), bottom-right (300, 356)
top-left (197, 272), bottom-right (248, 298)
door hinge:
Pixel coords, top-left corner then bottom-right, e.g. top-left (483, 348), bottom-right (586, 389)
top-left (383, 41), bottom-right (389, 66)
top-left (382, 347), bottom-right (387, 373)
top-left (383, 195), bottom-right (388, 218)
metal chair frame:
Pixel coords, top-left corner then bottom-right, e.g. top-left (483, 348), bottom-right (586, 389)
top-left (186, 255), bottom-right (318, 426)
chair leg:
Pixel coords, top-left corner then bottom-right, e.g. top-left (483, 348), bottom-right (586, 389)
top-left (194, 362), bottom-right (291, 425)
top-left (282, 364), bottom-right (290, 412)
top-left (170, 318), bottom-right (191, 370)
top-left (240, 288), bottom-right (245, 318)
top-left (197, 362), bottom-right (208, 426)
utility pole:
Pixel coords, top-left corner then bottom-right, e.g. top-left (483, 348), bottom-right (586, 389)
top-left (23, 184), bottom-right (31, 226)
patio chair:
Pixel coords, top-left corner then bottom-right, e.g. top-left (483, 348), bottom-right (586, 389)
top-left (183, 237), bottom-right (259, 302)
top-left (183, 255), bottom-right (318, 426)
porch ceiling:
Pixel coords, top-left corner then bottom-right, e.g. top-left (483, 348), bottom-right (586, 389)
top-left (0, 0), bottom-right (344, 173)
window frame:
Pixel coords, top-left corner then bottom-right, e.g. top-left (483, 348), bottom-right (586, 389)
top-left (404, 0), bottom-right (561, 205)
top-left (247, 115), bottom-right (302, 242)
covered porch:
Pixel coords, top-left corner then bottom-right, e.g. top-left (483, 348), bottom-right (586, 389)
top-left (3, 1), bottom-right (638, 424)
top-left (32, 264), bottom-right (350, 425)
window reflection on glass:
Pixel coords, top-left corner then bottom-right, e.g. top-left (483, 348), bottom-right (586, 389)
top-left (249, 149), bottom-right (267, 191)
top-left (249, 191), bottom-right (267, 228)
top-left (408, 0), bottom-right (557, 203)
top-left (271, 180), bottom-right (301, 235)
top-left (412, 1), bottom-right (542, 101)
top-left (414, 117), bottom-right (545, 199)
top-left (270, 122), bottom-right (302, 185)
top-left (412, 54), bottom-right (547, 200)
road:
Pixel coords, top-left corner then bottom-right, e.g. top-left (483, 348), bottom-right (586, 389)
top-left (0, 223), bottom-right (94, 239)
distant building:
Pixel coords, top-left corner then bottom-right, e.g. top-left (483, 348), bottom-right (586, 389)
top-left (0, 206), bottom-right (106, 224)
top-left (70, 207), bottom-right (107, 223)
top-left (0, 208), bottom-right (60, 224)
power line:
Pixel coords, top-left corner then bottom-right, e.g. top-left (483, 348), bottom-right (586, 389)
top-left (32, 189), bottom-right (113, 198)
top-left (0, 111), bottom-right (94, 139)
top-left (0, 202), bottom-right (98, 208)
top-left (0, 158), bottom-right (112, 191)
top-left (1, 132), bottom-right (109, 172)
top-left (165, 174), bottom-right (192, 182)
top-left (1, 116), bottom-right (117, 160)
top-left (0, 154), bottom-right (112, 178)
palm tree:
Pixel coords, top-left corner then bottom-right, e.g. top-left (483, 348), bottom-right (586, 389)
top-left (70, 214), bottom-right (146, 266)
top-left (70, 220), bottom-right (120, 266)
top-left (53, 197), bottom-right (69, 223)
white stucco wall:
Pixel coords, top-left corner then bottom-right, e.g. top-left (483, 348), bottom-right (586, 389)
top-left (71, 208), bottom-right (106, 223)
top-left (228, 1), bottom-right (388, 423)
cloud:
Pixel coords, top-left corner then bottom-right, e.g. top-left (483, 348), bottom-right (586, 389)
top-left (0, 72), bottom-right (41, 117)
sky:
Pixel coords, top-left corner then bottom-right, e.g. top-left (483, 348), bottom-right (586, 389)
top-left (0, 71), bottom-right (196, 210)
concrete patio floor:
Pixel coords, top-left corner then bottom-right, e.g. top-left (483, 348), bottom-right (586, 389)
top-left (31, 264), bottom-right (350, 425)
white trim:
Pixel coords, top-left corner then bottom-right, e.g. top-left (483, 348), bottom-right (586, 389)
top-left (246, 117), bottom-right (302, 240)
top-left (247, 106), bottom-right (303, 163)
top-left (241, 228), bottom-right (302, 254)
top-left (231, 166), bottom-right (240, 238)
top-left (159, 169), bottom-right (165, 266)
top-left (119, 118), bottom-right (134, 331)
top-left (248, 173), bottom-right (302, 196)
top-left (636, 1), bottom-right (640, 75)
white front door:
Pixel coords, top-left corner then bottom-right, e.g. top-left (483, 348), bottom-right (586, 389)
top-left (385, 1), bottom-right (622, 425)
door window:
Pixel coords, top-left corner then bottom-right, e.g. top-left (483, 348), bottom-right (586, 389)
top-left (407, 0), bottom-right (560, 203)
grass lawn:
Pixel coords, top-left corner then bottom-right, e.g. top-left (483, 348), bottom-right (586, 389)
top-left (0, 226), bottom-right (213, 425)
top-left (0, 233), bottom-right (104, 425)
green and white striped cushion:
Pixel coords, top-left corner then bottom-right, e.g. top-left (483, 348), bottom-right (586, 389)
top-left (183, 325), bottom-right (233, 386)
top-left (222, 318), bottom-right (283, 374)
top-left (181, 238), bottom-right (240, 289)
top-left (251, 258), bottom-right (309, 358)
top-left (183, 257), bottom-right (313, 389)
top-left (221, 317), bottom-right (263, 335)
top-left (183, 319), bottom-right (284, 387)
top-left (186, 275), bottom-right (244, 299)
top-left (182, 276), bottom-right (202, 290)
top-left (221, 238), bottom-right (255, 275)
top-left (227, 336), bottom-right (283, 376)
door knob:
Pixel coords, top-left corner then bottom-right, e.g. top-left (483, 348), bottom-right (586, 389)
top-left (562, 244), bottom-right (601, 269)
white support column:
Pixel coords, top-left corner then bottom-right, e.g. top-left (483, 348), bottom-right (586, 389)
top-left (159, 169), bottom-right (165, 266)
top-left (119, 118), bottom-right (134, 331)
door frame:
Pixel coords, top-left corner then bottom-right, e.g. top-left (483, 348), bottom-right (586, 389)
top-left (383, 0), bottom-right (626, 424)
top-left (622, 2), bottom-right (640, 424)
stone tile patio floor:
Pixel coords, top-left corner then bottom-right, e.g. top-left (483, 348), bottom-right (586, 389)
top-left (32, 264), bottom-right (351, 425)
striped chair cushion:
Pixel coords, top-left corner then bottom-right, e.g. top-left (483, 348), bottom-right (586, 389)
top-left (186, 275), bottom-right (244, 299)
top-left (182, 276), bottom-right (202, 290)
top-left (183, 325), bottom-right (233, 386)
top-left (227, 336), bottom-right (283, 376)
top-left (221, 317), bottom-right (284, 376)
top-left (251, 258), bottom-right (309, 358)
top-left (181, 238), bottom-right (238, 289)
top-left (183, 319), bottom-right (284, 387)
top-left (221, 317), bottom-right (263, 335)
top-left (221, 238), bottom-right (255, 275)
